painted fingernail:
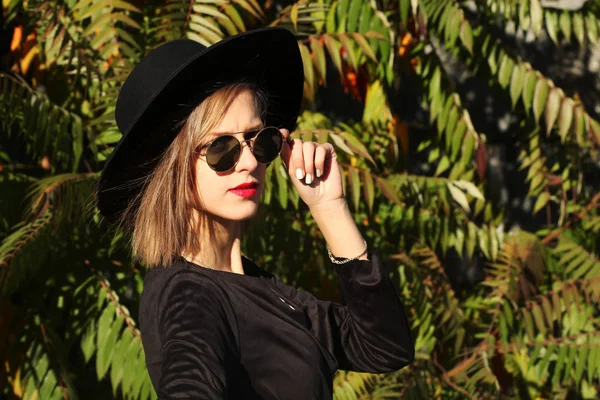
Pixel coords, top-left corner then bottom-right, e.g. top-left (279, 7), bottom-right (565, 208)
top-left (306, 173), bottom-right (312, 184)
top-left (316, 169), bottom-right (322, 178)
top-left (296, 168), bottom-right (304, 179)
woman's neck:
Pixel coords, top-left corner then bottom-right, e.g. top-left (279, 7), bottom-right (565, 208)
top-left (183, 213), bottom-right (245, 274)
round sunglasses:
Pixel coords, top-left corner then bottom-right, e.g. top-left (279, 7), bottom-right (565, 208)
top-left (195, 126), bottom-right (284, 172)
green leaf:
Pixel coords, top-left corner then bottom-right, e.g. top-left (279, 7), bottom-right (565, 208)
top-left (223, 4), bottom-right (245, 32)
top-left (347, 0), bottom-right (362, 32)
top-left (519, 0), bottom-right (530, 30)
top-left (339, 34), bottom-right (358, 70)
top-left (450, 119), bottom-right (467, 161)
top-left (81, 320), bottom-right (96, 364)
top-left (559, 11), bottom-right (571, 42)
top-left (533, 191), bottom-right (549, 213)
top-left (540, 297), bottom-right (553, 328)
top-left (545, 88), bottom-right (561, 135)
top-left (523, 309), bottom-right (535, 339)
top-left (529, 0), bottom-right (543, 36)
top-left (326, 2), bottom-right (338, 33)
top-left (310, 37), bottom-right (327, 82)
top-left (352, 33), bottom-right (377, 62)
top-left (448, 183), bottom-right (470, 212)
top-left (557, 97), bottom-right (573, 142)
top-left (434, 155), bottom-right (450, 176)
top-left (497, 54), bottom-right (514, 89)
top-left (339, 131), bottom-right (375, 165)
top-left (539, 342), bottom-right (556, 372)
top-left (399, 0), bottom-right (410, 28)
top-left (276, 161), bottom-right (288, 209)
top-left (97, 302), bottom-right (116, 350)
top-left (572, 12), bottom-right (584, 45)
top-left (437, 95), bottom-right (454, 137)
top-left (522, 68), bottom-right (537, 116)
top-left (329, 132), bottom-right (354, 156)
top-left (588, 344), bottom-right (599, 381)
top-left (545, 11), bottom-right (559, 44)
top-left (552, 345), bottom-right (568, 384)
top-left (459, 20), bottom-right (473, 53)
top-left (347, 166), bottom-right (361, 212)
top-left (235, 0), bottom-right (263, 21)
top-left (572, 105), bottom-right (586, 145)
top-left (96, 302), bottom-right (117, 380)
top-left (362, 169), bottom-right (375, 215)
top-left (110, 328), bottom-right (135, 394)
top-left (509, 63), bottom-right (525, 108)
top-left (445, 108), bottom-right (459, 148)
top-left (586, 13), bottom-right (598, 44)
top-left (111, 0), bottom-right (142, 13)
top-left (192, 4), bottom-right (229, 22)
top-left (429, 67), bottom-right (441, 101)
top-left (462, 133), bottom-right (476, 163)
top-left (532, 78), bottom-right (549, 123)
top-left (323, 35), bottom-right (342, 74)
top-left (337, 0), bottom-right (350, 24)
top-left (575, 343), bottom-right (588, 385)
top-left (376, 177), bottom-right (401, 205)
top-left (82, 13), bottom-right (113, 38)
top-left (298, 42), bottom-right (314, 93)
top-left (466, 222), bottom-right (476, 258)
top-left (531, 302), bottom-right (546, 334)
top-left (453, 180), bottom-right (484, 200)
top-left (562, 344), bottom-right (577, 383)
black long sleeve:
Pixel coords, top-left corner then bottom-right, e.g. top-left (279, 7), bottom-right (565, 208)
top-left (270, 250), bottom-right (415, 372)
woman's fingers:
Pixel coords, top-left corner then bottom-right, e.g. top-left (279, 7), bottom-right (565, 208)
top-left (302, 141), bottom-right (316, 184)
top-left (278, 130), bottom-right (333, 184)
top-left (290, 138), bottom-right (305, 179)
top-left (314, 145), bottom-right (327, 178)
top-left (279, 129), bottom-right (293, 170)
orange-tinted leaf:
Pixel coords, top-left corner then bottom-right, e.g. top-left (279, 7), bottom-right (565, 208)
top-left (10, 25), bottom-right (22, 51)
top-left (475, 140), bottom-right (487, 180)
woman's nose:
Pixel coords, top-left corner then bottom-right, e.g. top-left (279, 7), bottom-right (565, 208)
top-left (235, 140), bottom-right (258, 171)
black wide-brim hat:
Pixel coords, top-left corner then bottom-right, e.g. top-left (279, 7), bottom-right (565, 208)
top-left (96, 27), bottom-right (304, 224)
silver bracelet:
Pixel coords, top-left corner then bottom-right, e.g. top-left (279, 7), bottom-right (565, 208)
top-left (327, 240), bottom-right (368, 264)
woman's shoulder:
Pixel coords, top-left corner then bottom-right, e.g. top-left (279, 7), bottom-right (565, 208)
top-left (142, 255), bottom-right (274, 292)
top-left (142, 258), bottom-right (220, 301)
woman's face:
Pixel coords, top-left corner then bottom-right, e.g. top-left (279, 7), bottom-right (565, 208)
top-left (194, 90), bottom-right (266, 222)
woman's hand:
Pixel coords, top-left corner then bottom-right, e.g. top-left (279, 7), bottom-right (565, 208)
top-left (279, 129), bottom-right (345, 210)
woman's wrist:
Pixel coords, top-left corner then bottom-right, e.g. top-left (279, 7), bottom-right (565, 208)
top-left (309, 199), bottom-right (368, 260)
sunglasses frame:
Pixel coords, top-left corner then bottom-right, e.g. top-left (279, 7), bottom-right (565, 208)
top-left (194, 126), bottom-right (284, 172)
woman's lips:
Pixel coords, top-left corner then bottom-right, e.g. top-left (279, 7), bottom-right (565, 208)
top-left (229, 184), bottom-right (258, 198)
top-left (229, 188), bottom-right (257, 197)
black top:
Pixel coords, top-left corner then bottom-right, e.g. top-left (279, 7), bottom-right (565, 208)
top-left (139, 250), bottom-right (414, 399)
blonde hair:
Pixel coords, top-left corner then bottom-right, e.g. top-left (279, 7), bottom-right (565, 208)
top-left (117, 82), bottom-right (267, 267)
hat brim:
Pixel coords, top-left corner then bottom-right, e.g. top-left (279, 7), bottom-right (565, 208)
top-left (96, 28), bottom-right (303, 224)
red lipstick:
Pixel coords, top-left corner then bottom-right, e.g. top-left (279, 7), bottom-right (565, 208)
top-left (229, 182), bottom-right (258, 198)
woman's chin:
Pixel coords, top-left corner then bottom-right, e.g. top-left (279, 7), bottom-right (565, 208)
top-left (217, 205), bottom-right (260, 222)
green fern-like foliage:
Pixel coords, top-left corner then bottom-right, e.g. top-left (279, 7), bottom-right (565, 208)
top-left (1, 0), bottom-right (599, 398)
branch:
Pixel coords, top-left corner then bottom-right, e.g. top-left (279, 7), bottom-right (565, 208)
top-left (86, 260), bottom-right (141, 338)
top-left (542, 191), bottom-right (600, 245)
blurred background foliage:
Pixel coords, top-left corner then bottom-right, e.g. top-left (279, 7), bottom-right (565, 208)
top-left (1, 0), bottom-right (600, 398)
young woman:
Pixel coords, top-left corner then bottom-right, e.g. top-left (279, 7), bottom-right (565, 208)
top-left (96, 27), bottom-right (413, 399)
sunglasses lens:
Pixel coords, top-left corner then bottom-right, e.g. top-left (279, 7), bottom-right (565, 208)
top-left (254, 127), bottom-right (283, 163)
top-left (206, 136), bottom-right (241, 172)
